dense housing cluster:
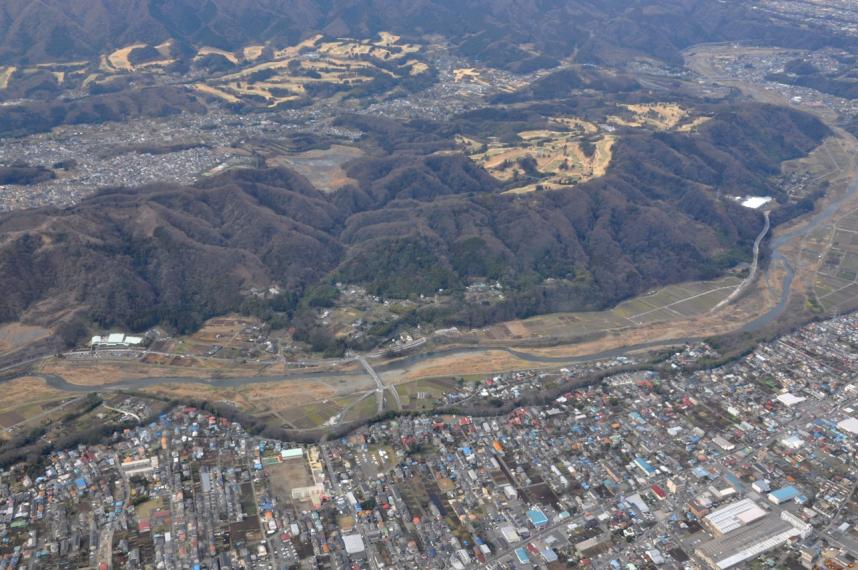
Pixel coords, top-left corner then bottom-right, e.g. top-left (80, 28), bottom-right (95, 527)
top-left (0, 314), bottom-right (856, 569)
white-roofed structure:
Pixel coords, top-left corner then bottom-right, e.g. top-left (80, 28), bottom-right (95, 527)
top-left (281, 448), bottom-right (304, 459)
top-left (342, 533), bottom-right (366, 558)
top-left (712, 436), bottom-right (734, 451)
top-left (740, 196), bottom-right (773, 209)
top-left (837, 417), bottom-right (858, 435)
top-left (500, 525), bottom-right (521, 544)
top-left (776, 393), bottom-right (805, 407)
top-left (696, 516), bottom-right (799, 569)
top-left (703, 499), bottom-right (767, 536)
top-left (90, 333), bottom-right (144, 348)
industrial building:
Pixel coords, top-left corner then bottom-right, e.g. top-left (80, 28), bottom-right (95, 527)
top-left (703, 499), bottom-right (768, 536)
top-left (695, 516), bottom-right (800, 569)
top-left (768, 485), bottom-right (802, 505)
top-left (634, 456), bottom-right (657, 476)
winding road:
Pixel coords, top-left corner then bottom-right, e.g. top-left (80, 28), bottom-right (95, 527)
top-left (712, 210), bottom-right (770, 313)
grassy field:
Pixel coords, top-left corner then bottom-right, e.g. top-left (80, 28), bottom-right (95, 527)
top-left (395, 377), bottom-right (460, 411)
top-left (194, 33), bottom-right (427, 108)
top-left (607, 103), bottom-right (707, 131)
top-left (464, 105), bottom-right (707, 195)
top-left (0, 67), bottom-right (16, 89)
top-left (461, 116), bottom-right (613, 193)
top-left (0, 377), bottom-right (71, 430)
top-left (103, 44), bottom-right (174, 72)
top-left (482, 274), bottom-right (741, 342)
top-left (0, 322), bottom-right (50, 353)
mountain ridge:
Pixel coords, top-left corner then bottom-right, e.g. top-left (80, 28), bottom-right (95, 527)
top-left (1, 0), bottom-right (855, 68)
top-left (0, 103), bottom-right (827, 340)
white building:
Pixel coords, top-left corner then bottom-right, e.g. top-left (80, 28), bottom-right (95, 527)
top-left (703, 499), bottom-right (767, 536)
top-left (343, 534), bottom-right (366, 559)
top-left (837, 417), bottom-right (858, 435)
top-left (696, 516), bottom-right (800, 569)
top-left (90, 333), bottom-right (144, 348)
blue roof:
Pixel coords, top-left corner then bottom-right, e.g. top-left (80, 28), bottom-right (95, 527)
top-left (515, 547), bottom-right (530, 563)
top-left (634, 457), bottom-right (657, 474)
top-left (74, 478), bottom-right (86, 490)
top-left (527, 507), bottom-right (549, 526)
top-left (691, 466), bottom-right (712, 479)
top-left (541, 547), bottom-right (558, 562)
top-left (724, 472), bottom-right (744, 491)
top-left (770, 486), bottom-right (800, 501)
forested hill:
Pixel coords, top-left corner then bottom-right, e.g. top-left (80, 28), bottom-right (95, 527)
top-left (0, 0), bottom-right (854, 68)
top-left (0, 103), bottom-right (827, 336)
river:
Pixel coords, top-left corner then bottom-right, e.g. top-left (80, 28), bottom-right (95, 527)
top-left (17, 141), bottom-right (858, 393)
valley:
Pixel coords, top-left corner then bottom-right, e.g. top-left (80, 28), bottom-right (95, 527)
top-left (1, 1), bottom-right (858, 438)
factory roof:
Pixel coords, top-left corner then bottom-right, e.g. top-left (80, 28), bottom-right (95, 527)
top-left (696, 516), bottom-right (798, 569)
top-left (704, 499), bottom-right (767, 535)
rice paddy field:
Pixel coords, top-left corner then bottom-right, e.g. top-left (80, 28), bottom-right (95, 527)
top-left (813, 208), bottom-right (858, 311)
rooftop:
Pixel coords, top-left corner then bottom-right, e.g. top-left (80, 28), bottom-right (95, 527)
top-left (704, 499), bottom-right (767, 535)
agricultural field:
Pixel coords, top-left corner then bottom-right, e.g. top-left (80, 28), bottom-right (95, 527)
top-left (813, 208), bottom-right (858, 311)
top-left (0, 376), bottom-right (72, 431)
top-left (165, 315), bottom-right (273, 361)
top-left (394, 377), bottom-right (462, 411)
top-left (782, 135), bottom-right (854, 201)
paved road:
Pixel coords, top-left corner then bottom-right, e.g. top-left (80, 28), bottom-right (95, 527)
top-left (102, 403), bottom-right (141, 422)
top-left (359, 356), bottom-right (386, 414)
top-left (712, 210), bottom-right (770, 313)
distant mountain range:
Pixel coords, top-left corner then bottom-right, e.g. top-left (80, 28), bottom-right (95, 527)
top-left (1, 0), bottom-right (854, 68)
